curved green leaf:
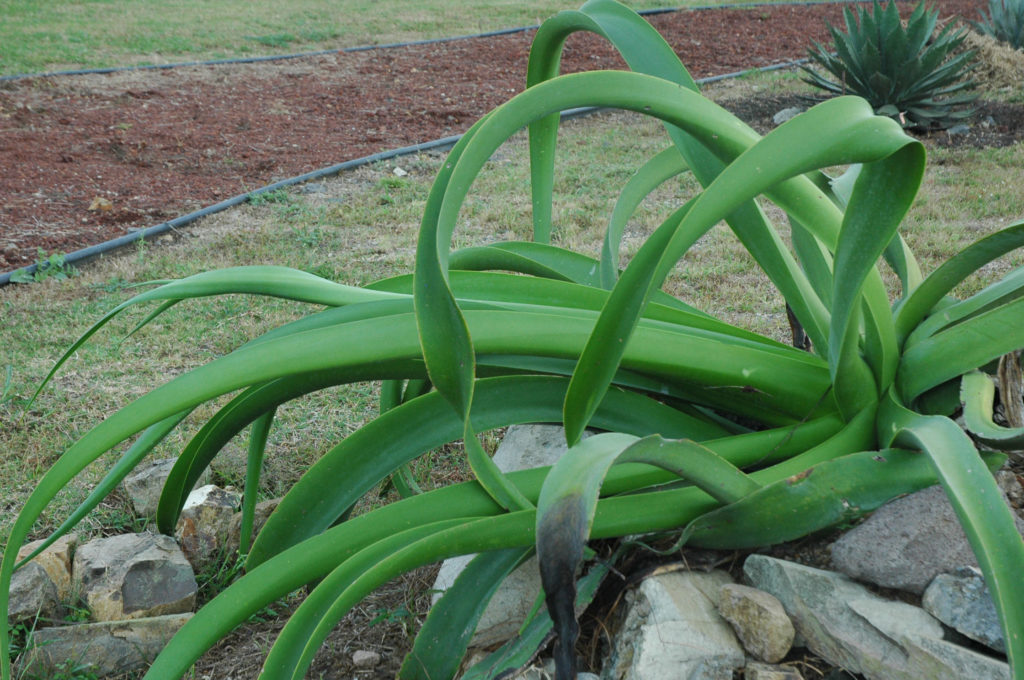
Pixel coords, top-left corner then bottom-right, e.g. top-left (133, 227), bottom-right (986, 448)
top-left (683, 448), bottom-right (946, 549)
top-left (961, 371), bottom-right (1024, 449)
top-left (601, 145), bottom-right (690, 289)
top-left (400, 547), bottom-right (532, 680)
top-left (895, 220), bottom-right (1024, 343)
top-left (899, 296), bottom-right (1024, 402)
top-left (239, 408), bottom-right (275, 556)
top-left (879, 389), bottom-right (1024, 675)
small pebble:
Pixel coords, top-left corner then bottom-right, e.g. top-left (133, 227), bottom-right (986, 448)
top-left (352, 650), bottom-right (381, 668)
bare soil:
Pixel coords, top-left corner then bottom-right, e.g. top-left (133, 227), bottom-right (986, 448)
top-left (0, 0), bottom-right (1001, 274)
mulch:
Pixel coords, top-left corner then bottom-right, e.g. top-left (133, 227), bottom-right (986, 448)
top-left (0, 0), bottom-right (992, 274)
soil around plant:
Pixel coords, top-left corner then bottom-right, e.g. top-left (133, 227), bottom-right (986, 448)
top-left (0, 0), bottom-right (1003, 274)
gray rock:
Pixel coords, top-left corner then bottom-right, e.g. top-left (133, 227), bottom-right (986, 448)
top-left (947, 124), bottom-right (971, 136)
top-left (16, 533), bottom-right (78, 602)
top-left (225, 496), bottom-right (282, 556)
top-left (175, 484), bottom-right (242, 572)
top-left (352, 649), bottom-right (381, 668)
top-left (73, 533), bottom-right (197, 622)
top-left (432, 425), bottom-right (592, 647)
top-left (603, 570), bottom-right (745, 680)
top-left (18, 613), bottom-right (191, 678)
top-left (123, 459), bottom-right (209, 518)
top-left (923, 567), bottom-right (1004, 652)
top-left (830, 484), bottom-right (1024, 594)
top-left (995, 470), bottom-right (1024, 511)
top-left (8, 562), bottom-right (60, 625)
top-left (744, 555), bottom-right (1009, 680)
top-left (492, 423), bottom-right (590, 471)
top-left (717, 583), bottom-right (794, 663)
top-left (432, 551), bottom-right (542, 648)
top-left (772, 107), bottom-right (804, 125)
top-left (744, 661), bottom-right (804, 680)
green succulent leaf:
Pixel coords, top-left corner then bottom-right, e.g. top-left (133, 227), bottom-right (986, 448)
top-left (961, 371), bottom-right (1024, 449)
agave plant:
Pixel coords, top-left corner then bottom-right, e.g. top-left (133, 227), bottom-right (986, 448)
top-left (4, 1), bottom-right (1024, 679)
top-left (974, 0), bottom-right (1024, 50)
top-left (802, 0), bottom-right (977, 129)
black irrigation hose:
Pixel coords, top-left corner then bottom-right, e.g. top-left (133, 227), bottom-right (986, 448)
top-left (0, 0), bottom-right (879, 83)
top-left (0, 55), bottom-right (813, 287)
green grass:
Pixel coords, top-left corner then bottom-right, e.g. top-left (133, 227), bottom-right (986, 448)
top-left (2, 0), bottom-right (795, 76)
top-left (2, 72), bottom-right (1022, 555)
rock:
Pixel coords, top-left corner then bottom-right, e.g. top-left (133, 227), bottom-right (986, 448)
top-left (225, 497), bottom-right (282, 555)
top-left (772, 107), bottom-right (804, 125)
top-left (492, 423), bottom-right (590, 472)
top-left (122, 458), bottom-right (210, 518)
top-left (73, 533), bottom-right (197, 622)
top-left (830, 484), bottom-right (1024, 594)
top-left (603, 570), bottom-right (745, 680)
top-left (8, 562), bottom-right (60, 625)
top-left (18, 613), bottom-right (191, 678)
top-left (16, 533), bottom-right (78, 601)
top-left (744, 555), bottom-right (1010, 680)
top-left (175, 484), bottom-right (242, 571)
top-left (744, 661), bottom-right (804, 679)
top-left (995, 470), bottom-right (1024, 510)
top-left (717, 583), bottom-right (794, 663)
top-left (923, 567), bottom-right (1003, 653)
top-left (946, 124), bottom-right (971, 136)
top-left (432, 425), bottom-right (592, 647)
top-left (432, 552), bottom-right (543, 648)
top-left (352, 649), bottom-right (381, 668)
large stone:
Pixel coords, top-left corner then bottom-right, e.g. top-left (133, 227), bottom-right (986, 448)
top-left (175, 484), bottom-right (242, 572)
top-left (7, 562), bottom-right (60, 625)
top-left (16, 533), bottom-right (78, 601)
top-left (492, 423), bottom-right (590, 471)
top-left (830, 484), bottom-right (1024, 594)
top-left (122, 458), bottom-right (209, 518)
top-left (432, 424), bottom-right (592, 647)
top-left (19, 613), bottom-right (191, 678)
top-left (73, 533), bottom-right (197, 622)
top-left (225, 497), bottom-right (282, 556)
top-left (923, 566), bottom-right (1004, 653)
top-left (603, 570), bottom-right (745, 680)
top-left (717, 583), bottom-right (794, 663)
top-left (432, 552), bottom-right (543, 648)
top-left (744, 555), bottom-right (1010, 680)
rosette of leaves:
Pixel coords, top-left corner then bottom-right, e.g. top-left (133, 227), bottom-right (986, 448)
top-left (4, 1), bottom-right (1024, 680)
top-left (973, 0), bottom-right (1024, 50)
top-left (802, 0), bottom-right (977, 129)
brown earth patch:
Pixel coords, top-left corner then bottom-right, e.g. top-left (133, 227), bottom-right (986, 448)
top-left (0, 0), bottom-right (994, 274)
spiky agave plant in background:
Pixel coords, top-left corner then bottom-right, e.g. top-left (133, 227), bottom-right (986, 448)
top-left (3, 1), bottom-right (1024, 679)
top-left (973, 0), bottom-right (1024, 49)
top-left (802, 0), bottom-right (977, 129)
